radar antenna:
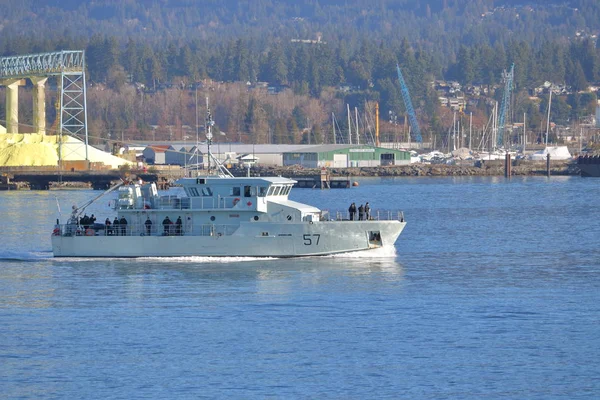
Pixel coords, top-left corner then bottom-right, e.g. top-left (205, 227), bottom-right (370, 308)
top-left (204, 97), bottom-right (233, 177)
top-left (205, 97), bottom-right (214, 173)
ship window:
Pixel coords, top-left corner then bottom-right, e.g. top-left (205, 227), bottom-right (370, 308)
top-left (274, 186), bottom-right (282, 196)
top-left (258, 186), bottom-right (267, 197)
top-left (244, 186), bottom-right (252, 197)
top-left (267, 186), bottom-right (275, 196)
top-left (196, 178), bottom-right (205, 184)
top-left (201, 187), bottom-right (213, 196)
top-left (283, 186), bottom-right (291, 195)
top-left (188, 187), bottom-right (199, 197)
top-left (230, 187), bottom-right (241, 196)
top-left (210, 216), bottom-right (215, 221)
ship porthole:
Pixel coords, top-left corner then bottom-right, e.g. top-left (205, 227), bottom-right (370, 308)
top-left (210, 216), bottom-right (215, 221)
top-left (254, 216), bottom-right (259, 221)
top-left (287, 215), bottom-right (292, 221)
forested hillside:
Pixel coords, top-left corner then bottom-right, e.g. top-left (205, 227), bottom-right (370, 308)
top-left (1, 1), bottom-right (599, 146)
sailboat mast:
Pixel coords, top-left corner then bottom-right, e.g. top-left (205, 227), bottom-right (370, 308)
top-left (332, 112), bottom-right (336, 144)
top-left (347, 104), bottom-right (352, 145)
top-left (545, 89), bottom-right (552, 146)
top-left (469, 112), bottom-right (472, 150)
top-left (523, 112), bottom-right (526, 153)
top-left (452, 111), bottom-right (456, 151)
top-left (355, 107), bottom-right (359, 145)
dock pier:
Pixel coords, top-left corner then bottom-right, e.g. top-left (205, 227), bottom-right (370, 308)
top-left (0, 170), bottom-right (164, 190)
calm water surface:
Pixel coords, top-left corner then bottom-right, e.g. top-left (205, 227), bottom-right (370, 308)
top-left (1, 176), bottom-right (599, 399)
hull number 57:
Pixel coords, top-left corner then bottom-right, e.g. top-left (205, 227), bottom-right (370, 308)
top-left (303, 234), bottom-right (321, 245)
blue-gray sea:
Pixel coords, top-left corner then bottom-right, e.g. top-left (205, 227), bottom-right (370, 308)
top-left (1, 176), bottom-right (599, 399)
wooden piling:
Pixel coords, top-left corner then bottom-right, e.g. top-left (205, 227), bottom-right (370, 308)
top-left (504, 152), bottom-right (511, 178)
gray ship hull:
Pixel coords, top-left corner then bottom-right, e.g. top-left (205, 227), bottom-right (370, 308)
top-left (579, 164), bottom-right (600, 177)
top-left (52, 220), bottom-right (405, 258)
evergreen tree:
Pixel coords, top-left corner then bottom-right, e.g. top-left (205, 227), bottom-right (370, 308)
top-left (569, 61), bottom-right (588, 92)
top-left (456, 45), bottom-right (474, 85)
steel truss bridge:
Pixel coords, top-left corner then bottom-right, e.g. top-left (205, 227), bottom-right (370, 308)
top-left (0, 50), bottom-right (89, 160)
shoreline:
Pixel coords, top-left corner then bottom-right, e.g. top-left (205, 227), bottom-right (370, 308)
top-left (0, 160), bottom-right (581, 191)
top-left (242, 160), bottom-right (579, 178)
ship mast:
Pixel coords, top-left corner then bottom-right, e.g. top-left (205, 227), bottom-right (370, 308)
top-left (205, 97), bottom-right (214, 174)
top-left (203, 97), bottom-right (233, 178)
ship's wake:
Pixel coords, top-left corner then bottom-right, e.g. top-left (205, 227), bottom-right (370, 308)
top-left (0, 250), bottom-right (53, 262)
top-left (323, 246), bottom-right (398, 259)
top-left (135, 256), bottom-right (279, 263)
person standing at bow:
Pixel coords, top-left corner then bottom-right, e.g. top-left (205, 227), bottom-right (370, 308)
top-left (348, 202), bottom-right (357, 221)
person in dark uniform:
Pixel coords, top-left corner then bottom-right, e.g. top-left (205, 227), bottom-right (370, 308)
top-left (145, 217), bottom-right (153, 236)
top-left (348, 202), bottom-right (357, 221)
top-left (358, 204), bottom-right (365, 221)
top-left (113, 217), bottom-right (119, 236)
top-left (90, 214), bottom-right (96, 225)
top-left (119, 216), bottom-right (127, 236)
top-left (105, 218), bottom-right (112, 236)
top-left (176, 216), bottom-right (182, 236)
top-left (162, 216), bottom-right (171, 235)
top-left (365, 202), bottom-right (371, 220)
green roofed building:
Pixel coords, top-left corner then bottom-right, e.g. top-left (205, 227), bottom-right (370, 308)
top-left (283, 145), bottom-right (410, 168)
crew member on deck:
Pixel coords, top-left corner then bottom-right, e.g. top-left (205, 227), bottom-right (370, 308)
top-left (348, 202), bottom-right (356, 221)
top-left (113, 217), bottom-right (119, 236)
top-left (162, 216), bottom-right (171, 235)
top-left (365, 202), bottom-right (371, 220)
top-left (358, 204), bottom-right (365, 221)
top-left (145, 217), bottom-right (153, 236)
top-left (119, 216), bottom-right (127, 236)
top-left (176, 216), bottom-right (182, 236)
top-left (105, 218), bottom-right (112, 236)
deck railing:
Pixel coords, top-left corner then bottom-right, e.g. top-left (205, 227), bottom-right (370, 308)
top-left (325, 210), bottom-right (405, 222)
top-left (52, 210), bottom-right (405, 237)
top-left (116, 195), bottom-right (260, 211)
top-left (53, 223), bottom-right (240, 237)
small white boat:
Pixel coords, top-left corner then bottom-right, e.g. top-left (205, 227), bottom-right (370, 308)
top-left (529, 146), bottom-right (572, 161)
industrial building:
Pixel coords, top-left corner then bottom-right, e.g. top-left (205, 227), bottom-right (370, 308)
top-left (137, 143), bottom-right (410, 168)
top-left (142, 145), bottom-right (175, 165)
top-left (282, 145), bottom-right (410, 168)
top-left (170, 145), bottom-right (202, 166)
top-left (137, 143), bottom-right (312, 167)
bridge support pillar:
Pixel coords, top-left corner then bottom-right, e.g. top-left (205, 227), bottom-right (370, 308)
top-left (30, 77), bottom-right (48, 134)
top-left (1, 79), bottom-right (25, 133)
